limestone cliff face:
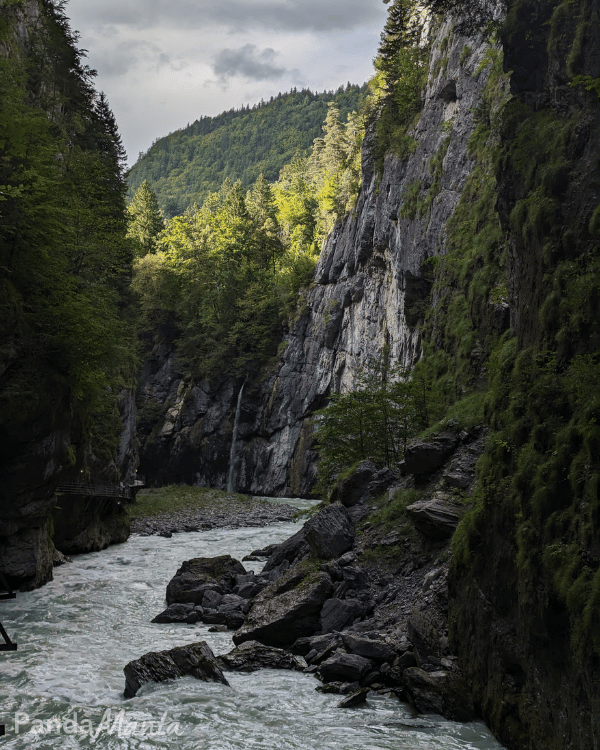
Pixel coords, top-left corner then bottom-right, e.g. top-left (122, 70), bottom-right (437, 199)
top-left (137, 17), bottom-right (499, 495)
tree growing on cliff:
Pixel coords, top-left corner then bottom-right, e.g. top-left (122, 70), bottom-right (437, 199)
top-left (313, 350), bottom-right (422, 493)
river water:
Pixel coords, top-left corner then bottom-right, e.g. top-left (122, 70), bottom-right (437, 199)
top-left (0, 513), bottom-right (505, 749)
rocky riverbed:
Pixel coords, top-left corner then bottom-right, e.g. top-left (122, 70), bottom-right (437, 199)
top-left (134, 427), bottom-right (494, 729)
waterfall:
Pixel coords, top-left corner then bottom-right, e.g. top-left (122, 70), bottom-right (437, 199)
top-left (226, 380), bottom-right (245, 493)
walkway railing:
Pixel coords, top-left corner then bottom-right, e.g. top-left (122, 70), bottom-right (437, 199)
top-left (56, 478), bottom-right (145, 500)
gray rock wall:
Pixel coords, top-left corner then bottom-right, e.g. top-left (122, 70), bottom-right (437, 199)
top-left (137, 17), bottom-right (499, 496)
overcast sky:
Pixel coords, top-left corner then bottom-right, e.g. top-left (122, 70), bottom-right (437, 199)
top-left (64, 0), bottom-right (389, 167)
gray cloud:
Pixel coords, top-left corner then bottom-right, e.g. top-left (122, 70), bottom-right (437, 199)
top-left (213, 45), bottom-right (286, 82)
top-left (67, 0), bottom-right (383, 34)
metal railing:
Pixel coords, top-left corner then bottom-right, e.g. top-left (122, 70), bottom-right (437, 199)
top-left (56, 482), bottom-right (131, 499)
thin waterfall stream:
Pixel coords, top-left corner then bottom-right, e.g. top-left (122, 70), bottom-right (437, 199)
top-left (0, 507), bottom-right (505, 749)
top-left (227, 380), bottom-right (246, 493)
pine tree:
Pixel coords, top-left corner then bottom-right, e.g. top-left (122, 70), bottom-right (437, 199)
top-left (127, 180), bottom-right (165, 256)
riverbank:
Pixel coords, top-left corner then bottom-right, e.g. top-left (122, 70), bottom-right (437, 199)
top-left (128, 486), bottom-right (300, 536)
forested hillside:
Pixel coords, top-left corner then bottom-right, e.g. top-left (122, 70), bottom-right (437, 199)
top-left (126, 85), bottom-right (368, 216)
top-left (130, 100), bottom-right (365, 384)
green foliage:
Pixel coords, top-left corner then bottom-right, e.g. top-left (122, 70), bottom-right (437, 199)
top-left (126, 180), bottom-right (165, 256)
top-left (313, 348), bottom-right (427, 494)
top-left (570, 75), bottom-right (600, 98)
top-left (129, 485), bottom-right (268, 518)
top-left (132, 102), bottom-right (367, 381)
top-left (370, 0), bottom-right (430, 173)
top-left (371, 487), bottom-right (424, 526)
top-left (127, 84), bottom-right (369, 217)
top-left (0, 1), bottom-right (134, 476)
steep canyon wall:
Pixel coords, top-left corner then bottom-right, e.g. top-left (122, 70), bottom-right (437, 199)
top-left (137, 16), bottom-right (499, 496)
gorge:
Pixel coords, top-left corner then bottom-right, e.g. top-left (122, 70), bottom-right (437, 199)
top-left (1, 1), bottom-right (599, 749)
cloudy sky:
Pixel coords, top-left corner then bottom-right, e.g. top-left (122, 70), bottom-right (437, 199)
top-left (64, 0), bottom-right (389, 167)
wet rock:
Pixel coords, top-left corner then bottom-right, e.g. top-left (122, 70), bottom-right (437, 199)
top-left (202, 611), bottom-right (227, 625)
top-left (338, 687), bottom-right (370, 708)
top-left (123, 641), bottom-right (229, 698)
top-left (202, 590), bottom-right (223, 609)
top-left (318, 652), bottom-right (374, 683)
top-left (342, 634), bottom-right (395, 663)
top-left (233, 568), bottom-right (334, 647)
top-left (52, 549), bottom-right (72, 567)
top-left (304, 504), bottom-right (355, 560)
top-left (402, 668), bottom-right (475, 722)
top-left (248, 544), bottom-right (278, 558)
top-left (404, 433), bottom-right (459, 476)
top-left (151, 603), bottom-right (199, 624)
top-left (406, 498), bottom-right (463, 540)
top-left (316, 681), bottom-right (359, 695)
top-left (224, 611), bottom-right (246, 630)
top-left (217, 641), bottom-right (305, 672)
top-left (166, 555), bottom-right (246, 605)
top-left (329, 461), bottom-right (377, 507)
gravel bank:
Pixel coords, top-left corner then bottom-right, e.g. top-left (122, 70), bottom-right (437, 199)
top-left (130, 496), bottom-right (299, 537)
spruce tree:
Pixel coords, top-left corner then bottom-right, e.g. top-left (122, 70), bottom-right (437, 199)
top-left (127, 180), bottom-right (165, 256)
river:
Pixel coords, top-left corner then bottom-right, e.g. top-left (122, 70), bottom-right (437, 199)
top-left (0, 512), bottom-right (505, 749)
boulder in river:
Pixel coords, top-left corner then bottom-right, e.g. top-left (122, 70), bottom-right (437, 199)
top-left (338, 687), bottom-right (370, 708)
top-left (341, 634), bottom-right (395, 663)
top-left (151, 602), bottom-right (200, 624)
top-left (318, 652), bottom-right (374, 683)
top-left (233, 567), bottom-right (333, 647)
top-left (217, 640), bottom-right (305, 672)
top-left (166, 555), bottom-right (246, 605)
top-left (123, 641), bottom-right (229, 698)
top-left (402, 667), bottom-right (475, 722)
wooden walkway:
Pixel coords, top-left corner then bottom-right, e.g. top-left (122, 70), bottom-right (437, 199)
top-left (56, 479), bottom-right (145, 500)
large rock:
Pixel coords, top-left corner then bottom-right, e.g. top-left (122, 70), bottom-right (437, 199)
top-left (166, 555), bottom-right (246, 605)
top-left (320, 598), bottom-right (362, 632)
top-left (404, 433), bottom-right (459, 476)
top-left (123, 641), bottom-right (229, 698)
top-left (406, 497), bottom-right (463, 540)
top-left (342, 634), bottom-right (396, 663)
top-left (217, 641), bottom-right (305, 672)
top-left (402, 668), bottom-right (475, 722)
top-left (262, 528), bottom-right (309, 572)
top-left (151, 603), bottom-right (200, 624)
top-left (329, 461), bottom-right (377, 507)
top-left (233, 567), bottom-right (333, 647)
top-left (303, 504), bottom-right (355, 560)
top-left (318, 652), bottom-right (374, 682)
